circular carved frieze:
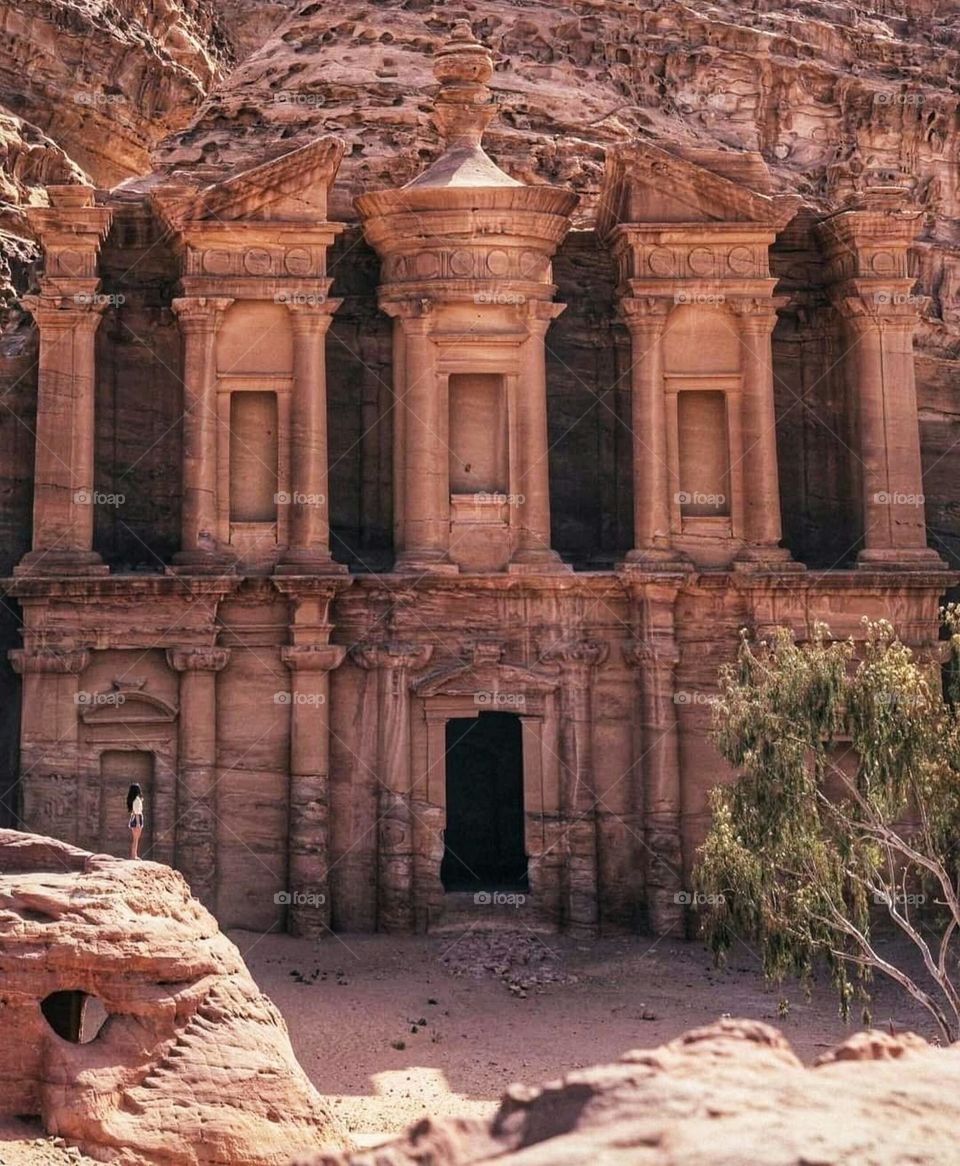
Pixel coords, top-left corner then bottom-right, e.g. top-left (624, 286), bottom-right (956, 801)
top-left (688, 247), bottom-right (715, 276)
top-left (449, 249), bottom-right (474, 277)
top-left (202, 250), bottom-right (233, 276)
top-left (870, 250), bottom-right (898, 276)
top-left (244, 248), bottom-right (273, 276)
top-left (486, 249), bottom-right (510, 276)
top-left (416, 251), bottom-right (440, 278)
top-left (284, 247), bottom-right (313, 276)
top-left (727, 246), bottom-right (755, 275)
top-left (648, 248), bottom-right (675, 276)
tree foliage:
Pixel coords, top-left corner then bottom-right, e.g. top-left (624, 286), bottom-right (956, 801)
top-left (695, 610), bottom-right (960, 1041)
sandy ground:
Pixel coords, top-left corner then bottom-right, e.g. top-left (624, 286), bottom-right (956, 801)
top-left (234, 926), bottom-right (936, 1143)
top-left (0, 927), bottom-right (936, 1162)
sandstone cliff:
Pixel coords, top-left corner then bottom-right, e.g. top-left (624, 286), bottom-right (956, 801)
top-left (0, 829), bottom-right (350, 1164)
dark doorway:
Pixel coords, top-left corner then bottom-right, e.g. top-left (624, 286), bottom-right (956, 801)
top-left (441, 712), bottom-right (528, 892)
top-left (41, 990), bottom-right (108, 1044)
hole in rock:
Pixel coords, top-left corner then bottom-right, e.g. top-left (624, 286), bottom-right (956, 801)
top-left (41, 991), bottom-right (109, 1044)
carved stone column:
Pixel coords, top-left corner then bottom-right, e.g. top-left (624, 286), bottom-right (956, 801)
top-left (619, 297), bottom-right (691, 569)
top-left (16, 186), bottom-right (112, 576)
top-left (166, 646), bottom-right (230, 909)
top-left (729, 299), bottom-right (795, 565)
top-left (817, 195), bottom-right (944, 569)
top-left (9, 647), bottom-right (89, 843)
top-left (389, 309), bottom-right (457, 574)
top-left (170, 297), bottom-right (235, 572)
top-left (276, 296), bottom-right (347, 575)
top-left (280, 643), bottom-right (346, 936)
top-left (839, 297), bottom-right (942, 566)
top-left (509, 303), bottom-right (569, 573)
top-left (17, 301), bottom-right (109, 575)
top-left (352, 641), bottom-right (433, 931)
top-left (623, 585), bottom-right (684, 935)
top-left (542, 638), bottom-right (609, 934)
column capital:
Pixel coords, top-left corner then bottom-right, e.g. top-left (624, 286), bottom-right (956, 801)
top-left (281, 644), bottom-right (347, 672)
top-left (830, 286), bottom-right (922, 327)
top-left (522, 300), bottom-right (566, 335)
top-left (620, 296), bottom-right (673, 329)
top-left (166, 646), bottom-right (231, 673)
top-left (21, 293), bottom-right (109, 333)
top-left (622, 639), bottom-right (680, 671)
top-left (351, 641), bottom-right (434, 673)
top-left (171, 296), bottom-right (235, 332)
top-left (540, 638), bottom-right (609, 670)
top-left (727, 295), bottom-right (789, 331)
top-left (285, 297), bottom-right (343, 334)
top-left (9, 647), bottom-right (89, 675)
top-left (379, 299), bottom-right (435, 325)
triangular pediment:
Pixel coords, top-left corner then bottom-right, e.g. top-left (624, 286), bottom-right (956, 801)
top-left (598, 141), bottom-right (799, 236)
top-left (151, 136), bottom-right (345, 230)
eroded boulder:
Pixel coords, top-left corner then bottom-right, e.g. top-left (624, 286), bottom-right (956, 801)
top-left (0, 830), bottom-right (349, 1165)
top-left (299, 1017), bottom-right (960, 1165)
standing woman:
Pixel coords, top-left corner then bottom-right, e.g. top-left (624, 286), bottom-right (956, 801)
top-left (127, 783), bottom-right (144, 859)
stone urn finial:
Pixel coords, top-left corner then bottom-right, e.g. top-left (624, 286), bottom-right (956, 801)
top-left (432, 22), bottom-right (496, 149)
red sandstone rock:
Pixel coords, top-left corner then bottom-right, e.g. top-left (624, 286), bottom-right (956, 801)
top-left (0, 829), bottom-right (350, 1165)
top-left (296, 1017), bottom-right (960, 1165)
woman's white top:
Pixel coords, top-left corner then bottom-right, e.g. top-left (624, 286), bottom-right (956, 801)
top-left (132, 796), bottom-right (143, 815)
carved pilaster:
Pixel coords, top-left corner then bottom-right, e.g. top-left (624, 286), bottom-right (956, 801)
top-left (166, 646), bottom-right (231, 910)
top-left (352, 642), bottom-right (434, 931)
top-left (276, 294), bottom-right (348, 575)
top-left (541, 638), bottom-right (609, 934)
top-left (279, 642), bottom-right (346, 937)
top-left (170, 297), bottom-right (236, 573)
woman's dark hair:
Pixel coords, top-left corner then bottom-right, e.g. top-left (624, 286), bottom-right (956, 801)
top-left (126, 783), bottom-right (142, 812)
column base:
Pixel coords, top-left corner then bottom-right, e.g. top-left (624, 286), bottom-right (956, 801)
top-left (857, 547), bottom-right (949, 570)
top-left (732, 545), bottom-right (806, 573)
top-left (168, 550), bottom-right (238, 576)
top-left (14, 550), bottom-right (108, 577)
top-left (394, 551), bottom-right (460, 576)
top-left (507, 547), bottom-right (571, 575)
top-left (274, 550), bottom-right (348, 576)
top-left (619, 546), bottom-right (695, 573)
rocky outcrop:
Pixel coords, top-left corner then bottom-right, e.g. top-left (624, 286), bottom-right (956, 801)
top-left (300, 1018), bottom-right (960, 1165)
top-left (0, 829), bottom-right (349, 1165)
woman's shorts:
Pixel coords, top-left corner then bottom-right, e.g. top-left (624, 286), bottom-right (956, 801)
top-left (129, 813), bottom-right (144, 829)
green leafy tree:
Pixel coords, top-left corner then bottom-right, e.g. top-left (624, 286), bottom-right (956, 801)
top-left (696, 612), bottom-right (960, 1042)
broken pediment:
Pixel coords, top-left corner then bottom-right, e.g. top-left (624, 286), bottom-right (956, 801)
top-left (415, 645), bottom-right (560, 699)
top-left (597, 140), bottom-right (799, 235)
top-left (151, 136), bottom-right (345, 231)
top-left (79, 682), bottom-right (177, 726)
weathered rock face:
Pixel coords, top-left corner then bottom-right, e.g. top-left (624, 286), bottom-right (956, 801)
top-left (0, 829), bottom-right (349, 1165)
top-left (300, 1018), bottom-right (960, 1166)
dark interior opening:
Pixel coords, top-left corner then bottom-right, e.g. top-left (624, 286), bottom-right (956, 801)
top-left (41, 990), bottom-right (108, 1044)
top-left (441, 712), bottom-right (528, 892)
